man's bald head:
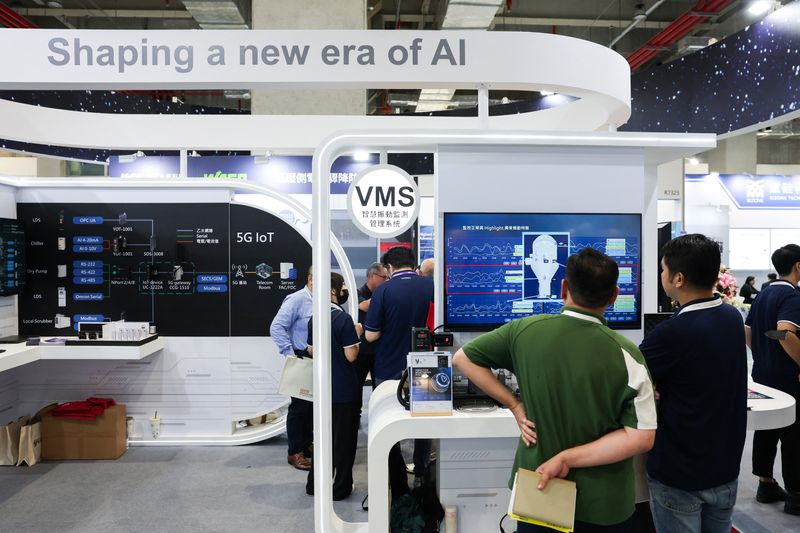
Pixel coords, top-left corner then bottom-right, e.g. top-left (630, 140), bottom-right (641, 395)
top-left (419, 258), bottom-right (434, 278)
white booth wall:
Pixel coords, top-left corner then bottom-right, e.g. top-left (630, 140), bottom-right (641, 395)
top-left (0, 186), bottom-right (289, 441)
top-left (435, 145), bottom-right (657, 346)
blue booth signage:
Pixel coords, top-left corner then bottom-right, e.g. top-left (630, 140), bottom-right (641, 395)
top-left (687, 173), bottom-right (800, 209)
top-left (108, 154), bottom-right (379, 194)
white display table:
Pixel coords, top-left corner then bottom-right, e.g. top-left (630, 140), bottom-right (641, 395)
top-left (0, 337), bottom-right (165, 372)
top-left (747, 381), bottom-right (796, 430)
top-left (366, 379), bottom-right (796, 533)
top-left (0, 343), bottom-right (40, 373)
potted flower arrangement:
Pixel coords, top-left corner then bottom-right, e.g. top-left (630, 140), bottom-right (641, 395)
top-left (717, 265), bottom-right (748, 317)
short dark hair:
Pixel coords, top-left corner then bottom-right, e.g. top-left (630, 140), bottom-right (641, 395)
top-left (745, 276), bottom-right (755, 285)
top-left (660, 234), bottom-right (720, 290)
top-left (331, 272), bottom-right (344, 293)
top-left (772, 244), bottom-right (800, 276)
top-left (381, 246), bottom-right (415, 269)
top-left (768, 273), bottom-right (778, 280)
top-left (564, 248), bottom-right (619, 308)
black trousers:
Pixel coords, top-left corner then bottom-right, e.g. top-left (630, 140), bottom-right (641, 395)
top-left (287, 349), bottom-right (314, 455)
top-left (286, 396), bottom-right (313, 455)
top-left (354, 350), bottom-right (374, 412)
top-left (306, 401), bottom-right (360, 500)
top-left (753, 399), bottom-right (800, 492)
top-left (516, 516), bottom-right (633, 533)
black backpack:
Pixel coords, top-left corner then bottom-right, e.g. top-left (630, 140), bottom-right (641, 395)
top-left (389, 480), bottom-right (445, 533)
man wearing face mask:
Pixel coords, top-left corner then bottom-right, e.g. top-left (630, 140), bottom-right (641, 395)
top-left (305, 272), bottom-right (362, 500)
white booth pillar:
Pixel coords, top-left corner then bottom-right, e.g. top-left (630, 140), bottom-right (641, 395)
top-left (251, 0), bottom-right (367, 117)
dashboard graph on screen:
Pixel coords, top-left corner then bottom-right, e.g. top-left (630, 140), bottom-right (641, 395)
top-left (444, 213), bottom-right (641, 330)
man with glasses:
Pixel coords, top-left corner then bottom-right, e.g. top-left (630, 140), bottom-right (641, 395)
top-left (355, 262), bottom-right (389, 401)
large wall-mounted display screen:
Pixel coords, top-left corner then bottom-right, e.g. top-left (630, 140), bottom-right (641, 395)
top-left (444, 213), bottom-right (641, 330)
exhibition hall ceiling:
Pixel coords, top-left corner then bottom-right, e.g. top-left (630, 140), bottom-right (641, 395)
top-left (4, 1), bottom-right (765, 62)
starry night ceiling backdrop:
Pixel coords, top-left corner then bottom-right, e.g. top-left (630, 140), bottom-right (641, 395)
top-left (0, 90), bottom-right (247, 162)
top-left (624, 1), bottom-right (800, 134)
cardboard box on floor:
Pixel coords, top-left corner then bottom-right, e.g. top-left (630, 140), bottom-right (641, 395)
top-left (41, 404), bottom-right (127, 460)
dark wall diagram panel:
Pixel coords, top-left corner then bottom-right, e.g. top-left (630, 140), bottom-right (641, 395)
top-left (18, 203), bottom-right (230, 337)
top-left (0, 218), bottom-right (26, 296)
top-left (229, 203), bottom-right (312, 336)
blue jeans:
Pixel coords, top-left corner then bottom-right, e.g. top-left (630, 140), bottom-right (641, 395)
top-left (516, 517), bottom-right (632, 532)
top-left (648, 476), bottom-right (738, 533)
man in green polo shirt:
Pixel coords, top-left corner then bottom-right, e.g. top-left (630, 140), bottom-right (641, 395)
top-left (453, 248), bottom-right (656, 533)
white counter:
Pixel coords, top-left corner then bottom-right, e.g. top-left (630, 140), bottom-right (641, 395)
top-left (0, 337), bottom-right (164, 372)
top-left (0, 343), bottom-right (40, 373)
top-left (364, 379), bottom-right (796, 533)
top-left (747, 381), bottom-right (796, 430)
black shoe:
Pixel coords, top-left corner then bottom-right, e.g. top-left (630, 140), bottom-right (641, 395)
top-left (757, 481), bottom-right (788, 503)
top-left (333, 484), bottom-right (354, 501)
top-left (785, 492), bottom-right (800, 515)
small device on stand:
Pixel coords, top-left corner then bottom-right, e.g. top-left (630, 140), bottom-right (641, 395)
top-left (397, 326), bottom-right (454, 410)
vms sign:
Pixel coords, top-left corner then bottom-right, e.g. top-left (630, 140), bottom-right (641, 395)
top-left (347, 164), bottom-right (419, 238)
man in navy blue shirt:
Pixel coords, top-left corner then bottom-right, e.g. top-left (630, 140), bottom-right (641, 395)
top-left (305, 272), bottom-right (362, 500)
top-left (745, 244), bottom-right (800, 515)
top-left (640, 234), bottom-right (747, 532)
top-left (365, 246), bottom-right (434, 495)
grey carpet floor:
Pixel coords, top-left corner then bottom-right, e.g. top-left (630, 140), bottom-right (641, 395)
top-left (1, 418), bottom-right (798, 532)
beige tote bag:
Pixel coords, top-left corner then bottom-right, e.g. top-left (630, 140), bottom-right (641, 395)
top-left (16, 418), bottom-right (42, 467)
top-left (278, 356), bottom-right (314, 401)
top-left (0, 416), bottom-right (29, 466)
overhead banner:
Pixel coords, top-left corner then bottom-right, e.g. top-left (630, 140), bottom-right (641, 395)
top-left (687, 173), bottom-right (800, 209)
top-left (0, 29), bottom-right (630, 128)
top-left (0, 29), bottom-right (626, 91)
top-left (108, 154), bottom-right (378, 194)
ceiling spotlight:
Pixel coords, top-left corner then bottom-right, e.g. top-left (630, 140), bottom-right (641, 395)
top-left (748, 0), bottom-right (773, 16)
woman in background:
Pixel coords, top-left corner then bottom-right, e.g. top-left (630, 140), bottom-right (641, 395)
top-left (740, 275), bottom-right (760, 304)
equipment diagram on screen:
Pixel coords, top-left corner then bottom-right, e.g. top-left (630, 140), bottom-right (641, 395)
top-left (522, 232), bottom-right (569, 299)
top-left (18, 202), bottom-right (312, 337)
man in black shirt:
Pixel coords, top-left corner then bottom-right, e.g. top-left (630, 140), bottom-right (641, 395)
top-left (640, 234), bottom-right (747, 532)
top-left (762, 273), bottom-right (778, 291)
top-left (355, 262), bottom-right (388, 393)
top-left (745, 244), bottom-right (800, 515)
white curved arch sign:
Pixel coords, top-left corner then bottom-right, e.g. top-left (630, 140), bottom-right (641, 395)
top-left (0, 29), bottom-right (631, 134)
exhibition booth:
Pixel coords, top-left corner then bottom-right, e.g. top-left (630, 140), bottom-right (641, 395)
top-left (0, 26), bottom-right (796, 533)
